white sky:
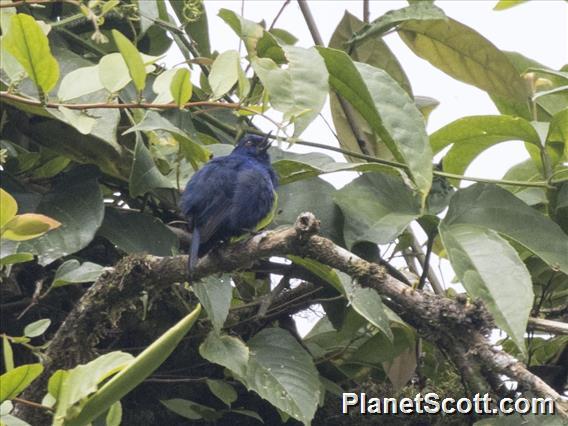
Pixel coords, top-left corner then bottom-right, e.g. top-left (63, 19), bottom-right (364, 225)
top-left (167, 1), bottom-right (567, 335)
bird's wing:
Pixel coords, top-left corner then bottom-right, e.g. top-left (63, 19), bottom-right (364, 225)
top-left (197, 190), bottom-right (232, 243)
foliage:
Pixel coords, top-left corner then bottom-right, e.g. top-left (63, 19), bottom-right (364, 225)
top-left (0, 1), bottom-right (566, 425)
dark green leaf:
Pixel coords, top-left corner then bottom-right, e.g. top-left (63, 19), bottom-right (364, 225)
top-left (129, 136), bottom-right (176, 197)
top-left (160, 398), bottom-right (221, 421)
top-left (399, 18), bottom-right (529, 103)
top-left (98, 207), bottom-right (178, 256)
top-left (242, 328), bottom-right (320, 424)
top-left (442, 184), bottom-right (568, 274)
top-left (199, 332), bottom-right (249, 377)
top-left (334, 173), bottom-right (421, 248)
top-left (19, 172), bottom-right (104, 265)
top-left (439, 223), bottom-right (532, 353)
top-left (206, 379), bottom-right (237, 406)
top-left (52, 259), bottom-right (105, 288)
top-left (192, 275), bottom-right (232, 332)
top-left (317, 47), bottom-right (432, 196)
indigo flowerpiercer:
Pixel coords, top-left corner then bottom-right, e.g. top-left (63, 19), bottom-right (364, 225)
top-left (180, 133), bottom-right (278, 270)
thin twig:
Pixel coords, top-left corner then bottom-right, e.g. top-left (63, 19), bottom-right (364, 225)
top-left (269, 0), bottom-right (292, 30)
top-left (12, 397), bottom-right (53, 412)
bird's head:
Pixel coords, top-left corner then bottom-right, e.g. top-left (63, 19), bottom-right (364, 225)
top-left (231, 133), bottom-right (272, 163)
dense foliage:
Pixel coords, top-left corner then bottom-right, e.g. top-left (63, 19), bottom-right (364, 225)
top-left (0, 0), bottom-right (566, 425)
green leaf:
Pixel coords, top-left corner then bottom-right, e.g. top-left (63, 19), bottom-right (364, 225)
top-left (199, 332), bottom-right (249, 377)
top-left (442, 184), bottom-right (568, 274)
top-left (3, 337), bottom-right (14, 372)
top-left (0, 188), bottom-right (18, 229)
top-left (398, 18), bottom-right (529, 103)
top-left (271, 147), bottom-right (395, 185)
top-left (19, 172), bottom-right (104, 265)
top-left (67, 305), bottom-right (202, 426)
top-left (328, 12), bottom-right (413, 161)
top-left (0, 252), bottom-right (34, 267)
top-left (349, 2), bottom-right (446, 45)
top-left (241, 328), bottom-right (320, 424)
top-left (218, 9), bottom-right (264, 55)
top-left (208, 50), bottom-right (240, 99)
top-left (52, 259), bottom-right (105, 288)
top-left (2, 213), bottom-right (61, 241)
top-left (160, 398), bottom-right (221, 422)
top-left (439, 224), bottom-right (531, 353)
top-left (0, 364), bottom-right (43, 402)
top-left (273, 177), bottom-right (344, 245)
top-left (98, 53), bottom-right (131, 93)
top-left (337, 271), bottom-right (393, 341)
top-left (316, 47), bottom-right (432, 196)
top-left (170, 68), bottom-right (192, 107)
top-left (152, 68), bottom-right (177, 103)
top-left (206, 379), bottom-right (238, 406)
top-left (547, 108), bottom-right (568, 161)
top-left (430, 115), bottom-right (542, 181)
top-left (129, 136), bottom-right (176, 197)
top-left (231, 409), bottom-right (264, 423)
top-left (57, 65), bottom-right (104, 101)
top-left (111, 30), bottom-right (146, 92)
top-left (124, 111), bottom-right (210, 170)
top-left (192, 275), bottom-right (232, 332)
top-left (3, 14), bottom-right (59, 93)
top-left (57, 106), bottom-right (97, 135)
top-left (334, 173), bottom-right (421, 248)
top-left (138, 0), bottom-right (159, 35)
top-left (494, 0), bottom-right (529, 10)
top-left (252, 46), bottom-right (328, 137)
top-left (98, 207), bottom-right (178, 256)
top-left (287, 256), bottom-right (342, 292)
top-left (51, 352), bottom-right (134, 423)
top-left (23, 318), bottom-right (51, 338)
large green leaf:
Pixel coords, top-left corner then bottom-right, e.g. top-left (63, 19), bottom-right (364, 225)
top-left (430, 115), bottom-right (542, 180)
top-left (192, 275), bottom-right (232, 332)
top-left (442, 184), bottom-right (568, 274)
top-left (67, 305), bottom-right (202, 426)
top-left (208, 50), bottom-right (240, 99)
top-left (439, 224), bottom-right (532, 353)
top-left (98, 207), bottom-right (178, 256)
top-left (273, 177), bottom-right (344, 245)
top-left (337, 271), bottom-right (393, 341)
top-left (50, 352), bottom-right (134, 425)
top-left (57, 65), bottom-right (104, 101)
top-left (328, 11), bottom-right (411, 161)
top-left (398, 18), bottom-right (529, 103)
top-left (199, 332), bottom-right (249, 377)
top-left (252, 46), bottom-right (328, 137)
top-left (317, 47), bottom-right (432, 196)
top-left (51, 259), bottom-right (105, 288)
top-left (0, 364), bottom-right (43, 402)
top-left (3, 13), bottom-right (59, 93)
top-left (111, 30), bottom-right (146, 92)
top-left (19, 171), bottom-right (104, 265)
top-left (129, 136), bottom-right (176, 197)
top-left (0, 188), bottom-right (17, 229)
top-left (241, 328), bottom-right (320, 425)
top-left (334, 173), bottom-right (421, 248)
top-left (348, 2), bottom-right (446, 46)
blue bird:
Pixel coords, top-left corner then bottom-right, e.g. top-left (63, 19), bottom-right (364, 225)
top-left (180, 133), bottom-right (279, 271)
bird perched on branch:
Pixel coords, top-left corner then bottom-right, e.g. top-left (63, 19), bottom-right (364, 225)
top-left (180, 133), bottom-right (278, 271)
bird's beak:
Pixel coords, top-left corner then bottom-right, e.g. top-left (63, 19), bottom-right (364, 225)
top-left (258, 132), bottom-right (273, 153)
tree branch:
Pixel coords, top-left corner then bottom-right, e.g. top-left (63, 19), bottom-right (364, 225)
top-left (528, 317), bottom-right (568, 335)
top-left (15, 213), bottom-right (568, 422)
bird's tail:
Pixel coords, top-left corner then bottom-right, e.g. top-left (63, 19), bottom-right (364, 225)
top-left (189, 227), bottom-right (200, 271)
